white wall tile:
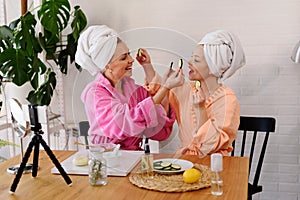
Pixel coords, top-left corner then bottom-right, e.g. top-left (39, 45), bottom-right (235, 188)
top-left (279, 183), bottom-right (300, 193)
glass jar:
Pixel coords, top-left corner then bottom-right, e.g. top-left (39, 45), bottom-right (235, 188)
top-left (88, 147), bottom-right (107, 186)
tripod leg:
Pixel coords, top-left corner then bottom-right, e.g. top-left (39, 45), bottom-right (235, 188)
top-left (32, 135), bottom-right (40, 177)
top-left (10, 139), bottom-right (35, 193)
top-left (39, 138), bottom-right (72, 186)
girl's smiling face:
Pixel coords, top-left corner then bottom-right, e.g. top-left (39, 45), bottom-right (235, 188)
top-left (188, 45), bottom-right (211, 81)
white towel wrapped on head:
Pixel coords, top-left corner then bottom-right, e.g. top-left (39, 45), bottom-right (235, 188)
top-left (75, 25), bottom-right (118, 76)
top-left (198, 30), bottom-right (246, 81)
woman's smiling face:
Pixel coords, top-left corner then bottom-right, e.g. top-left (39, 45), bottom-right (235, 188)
top-left (188, 45), bottom-right (211, 81)
top-left (108, 40), bottom-right (134, 80)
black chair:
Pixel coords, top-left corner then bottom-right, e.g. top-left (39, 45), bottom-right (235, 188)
top-left (232, 116), bottom-right (276, 200)
top-left (78, 121), bottom-right (90, 149)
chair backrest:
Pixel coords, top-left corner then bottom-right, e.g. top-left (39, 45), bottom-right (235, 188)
top-left (78, 121), bottom-right (90, 149)
top-left (232, 116), bottom-right (276, 198)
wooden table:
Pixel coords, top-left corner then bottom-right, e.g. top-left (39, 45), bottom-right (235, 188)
top-left (0, 150), bottom-right (249, 200)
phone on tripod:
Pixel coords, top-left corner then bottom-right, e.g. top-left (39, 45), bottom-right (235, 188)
top-left (7, 105), bottom-right (41, 176)
top-left (28, 104), bottom-right (42, 131)
top-left (9, 104), bottom-right (72, 193)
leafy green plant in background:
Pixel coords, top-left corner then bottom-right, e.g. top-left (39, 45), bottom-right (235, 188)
top-left (0, 139), bottom-right (19, 148)
top-left (0, 0), bottom-right (87, 111)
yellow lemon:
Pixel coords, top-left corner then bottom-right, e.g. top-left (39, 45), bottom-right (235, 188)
top-left (183, 168), bottom-right (201, 184)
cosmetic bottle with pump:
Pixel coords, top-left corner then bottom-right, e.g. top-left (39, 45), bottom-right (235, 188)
top-left (141, 138), bottom-right (154, 178)
top-left (211, 153), bottom-right (223, 195)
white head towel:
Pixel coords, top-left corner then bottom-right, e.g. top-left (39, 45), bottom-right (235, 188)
top-left (75, 25), bottom-right (118, 76)
top-left (198, 30), bottom-right (246, 81)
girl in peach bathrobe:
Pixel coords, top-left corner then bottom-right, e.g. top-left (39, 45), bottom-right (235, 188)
top-left (143, 30), bottom-right (246, 157)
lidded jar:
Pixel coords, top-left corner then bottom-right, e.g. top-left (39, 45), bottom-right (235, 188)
top-left (88, 146), bottom-right (107, 186)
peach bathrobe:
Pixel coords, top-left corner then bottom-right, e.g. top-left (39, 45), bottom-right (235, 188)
top-left (146, 77), bottom-right (240, 157)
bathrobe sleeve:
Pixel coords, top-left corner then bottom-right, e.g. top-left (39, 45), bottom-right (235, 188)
top-left (89, 78), bottom-right (174, 142)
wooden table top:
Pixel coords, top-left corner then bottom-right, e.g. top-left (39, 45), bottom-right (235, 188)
top-left (0, 150), bottom-right (249, 200)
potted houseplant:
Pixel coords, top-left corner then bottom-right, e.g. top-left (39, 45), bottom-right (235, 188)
top-left (0, 0), bottom-right (87, 111)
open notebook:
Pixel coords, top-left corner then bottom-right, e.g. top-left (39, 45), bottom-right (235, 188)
top-left (51, 150), bottom-right (143, 176)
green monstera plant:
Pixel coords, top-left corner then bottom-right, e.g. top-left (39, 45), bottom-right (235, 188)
top-left (0, 0), bottom-right (87, 110)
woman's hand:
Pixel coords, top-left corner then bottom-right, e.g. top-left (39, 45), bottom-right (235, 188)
top-left (136, 48), bottom-right (156, 83)
top-left (136, 48), bottom-right (151, 66)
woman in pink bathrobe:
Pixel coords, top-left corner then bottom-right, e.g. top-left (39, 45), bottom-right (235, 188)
top-left (75, 25), bottom-right (184, 150)
top-left (145, 30), bottom-right (246, 157)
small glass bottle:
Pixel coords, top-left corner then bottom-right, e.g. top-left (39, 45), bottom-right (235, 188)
top-left (88, 148), bottom-right (107, 186)
top-left (141, 139), bottom-right (154, 178)
top-left (211, 153), bottom-right (223, 196)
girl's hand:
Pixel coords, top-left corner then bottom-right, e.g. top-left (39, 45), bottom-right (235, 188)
top-left (162, 68), bottom-right (175, 85)
top-left (163, 69), bottom-right (185, 89)
top-left (192, 87), bottom-right (206, 106)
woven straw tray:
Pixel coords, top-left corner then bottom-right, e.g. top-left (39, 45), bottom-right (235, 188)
top-left (129, 163), bottom-right (212, 192)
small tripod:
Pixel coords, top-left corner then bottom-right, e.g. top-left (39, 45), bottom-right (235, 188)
top-left (10, 105), bottom-right (72, 193)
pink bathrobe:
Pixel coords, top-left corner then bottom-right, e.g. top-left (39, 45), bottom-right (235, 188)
top-left (81, 73), bottom-right (175, 150)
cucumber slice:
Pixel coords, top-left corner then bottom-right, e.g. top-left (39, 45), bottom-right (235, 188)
top-left (171, 164), bottom-right (181, 170)
top-left (153, 165), bottom-right (164, 170)
top-left (153, 160), bottom-right (182, 171)
top-left (195, 81), bottom-right (201, 90)
top-left (138, 48), bottom-right (142, 57)
top-left (178, 59), bottom-right (183, 69)
top-left (160, 161), bottom-right (172, 168)
top-left (153, 161), bottom-right (162, 166)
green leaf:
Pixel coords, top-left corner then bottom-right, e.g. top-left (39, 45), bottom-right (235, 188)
top-left (38, 0), bottom-right (71, 35)
top-left (39, 29), bottom-right (60, 60)
top-left (0, 48), bottom-right (30, 86)
top-left (16, 12), bottom-right (41, 56)
top-left (58, 48), bottom-right (68, 74)
top-left (8, 18), bottom-right (20, 30)
top-left (0, 25), bottom-right (14, 50)
top-left (66, 34), bottom-right (76, 63)
top-left (29, 55), bottom-right (47, 89)
top-left (27, 70), bottom-right (56, 105)
top-left (26, 90), bottom-right (37, 105)
top-left (71, 6), bottom-right (87, 42)
top-left (0, 139), bottom-right (20, 147)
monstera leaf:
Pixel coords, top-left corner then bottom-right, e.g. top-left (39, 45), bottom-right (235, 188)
top-left (27, 70), bottom-right (56, 106)
top-left (0, 48), bottom-right (31, 86)
top-left (0, 25), bottom-right (14, 49)
top-left (38, 0), bottom-right (71, 34)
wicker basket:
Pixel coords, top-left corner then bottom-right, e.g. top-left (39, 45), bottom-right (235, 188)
top-left (129, 163), bottom-right (212, 192)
